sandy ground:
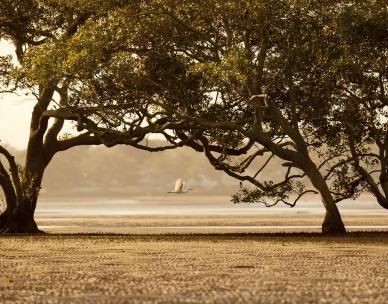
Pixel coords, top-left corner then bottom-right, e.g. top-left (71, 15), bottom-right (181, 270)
top-left (1, 233), bottom-right (388, 304)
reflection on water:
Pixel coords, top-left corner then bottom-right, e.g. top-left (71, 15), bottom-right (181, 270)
top-left (35, 196), bottom-right (386, 217)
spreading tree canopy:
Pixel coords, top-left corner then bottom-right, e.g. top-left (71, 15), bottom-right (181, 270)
top-left (1, 0), bottom-right (385, 234)
top-left (0, 0), bottom-right (201, 233)
top-left (324, 1), bottom-right (388, 208)
top-left (43, 0), bottom-right (387, 234)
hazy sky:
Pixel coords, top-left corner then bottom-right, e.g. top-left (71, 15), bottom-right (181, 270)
top-left (0, 93), bottom-right (35, 149)
top-left (0, 40), bottom-right (163, 150)
top-left (0, 40), bottom-right (77, 150)
top-left (0, 40), bottom-right (35, 149)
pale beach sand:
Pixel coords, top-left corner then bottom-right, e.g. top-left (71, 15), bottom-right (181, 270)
top-left (1, 233), bottom-right (388, 304)
top-left (1, 197), bottom-right (388, 303)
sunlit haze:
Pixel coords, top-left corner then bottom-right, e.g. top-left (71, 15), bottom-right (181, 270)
top-left (0, 41), bottom-right (33, 149)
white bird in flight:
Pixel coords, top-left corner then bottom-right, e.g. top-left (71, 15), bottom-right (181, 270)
top-left (168, 178), bottom-right (194, 194)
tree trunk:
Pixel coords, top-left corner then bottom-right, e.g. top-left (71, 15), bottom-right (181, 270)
top-left (0, 184), bottom-right (43, 234)
top-left (0, 167), bottom-right (22, 233)
top-left (0, 156), bottom-right (46, 234)
top-left (377, 177), bottom-right (388, 209)
top-left (0, 81), bottom-right (57, 234)
top-left (321, 203), bottom-right (346, 235)
top-left (0, 205), bottom-right (43, 234)
top-left (0, 209), bottom-right (8, 228)
top-left (11, 170), bottom-right (46, 234)
top-left (304, 161), bottom-right (346, 234)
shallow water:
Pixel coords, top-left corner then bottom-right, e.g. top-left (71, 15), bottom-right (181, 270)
top-left (35, 196), bottom-right (386, 217)
top-left (32, 196), bottom-right (388, 233)
top-left (37, 225), bottom-right (388, 232)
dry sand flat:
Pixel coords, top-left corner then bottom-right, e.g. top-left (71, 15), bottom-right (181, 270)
top-left (1, 234), bottom-right (388, 304)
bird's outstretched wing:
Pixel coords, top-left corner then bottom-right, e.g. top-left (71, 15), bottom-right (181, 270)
top-left (174, 178), bottom-right (183, 192)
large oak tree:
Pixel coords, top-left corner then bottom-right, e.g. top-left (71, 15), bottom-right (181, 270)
top-left (0, 0), bottom-right (192, 233)
top-left (324, 1), bottom-right (388, 208)
top-left (53, 0), bottom-right (380, 234)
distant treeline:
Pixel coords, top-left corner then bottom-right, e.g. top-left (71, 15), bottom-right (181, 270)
top-left (4, 141), bottom-right (252, 197)
top-left (2, 141), bottom-right (342, 198)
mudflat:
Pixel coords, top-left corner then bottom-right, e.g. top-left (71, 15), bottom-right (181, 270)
top-left (35, 213), bottom-right (388, 234)
top-left (1, 233), bottom-right (388, 304)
